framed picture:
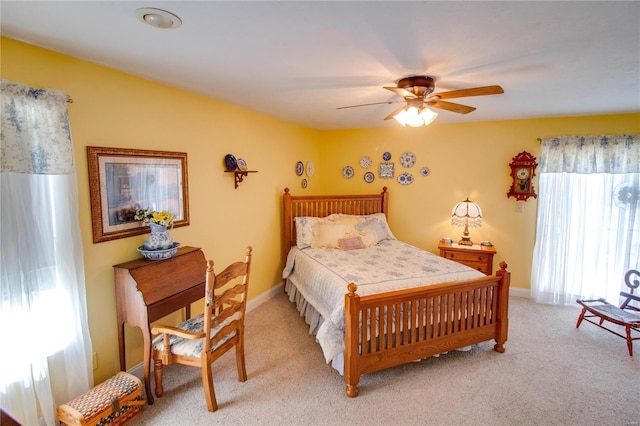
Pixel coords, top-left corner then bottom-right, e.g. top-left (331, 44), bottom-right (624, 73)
top-left (87, 146), bottom-right (190, 243)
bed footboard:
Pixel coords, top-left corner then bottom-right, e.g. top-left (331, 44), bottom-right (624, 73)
top-left (344, 262), bottom-right (510, 397)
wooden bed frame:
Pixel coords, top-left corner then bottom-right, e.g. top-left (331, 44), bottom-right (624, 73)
top-left (282, 187), bottom-right (511, 397)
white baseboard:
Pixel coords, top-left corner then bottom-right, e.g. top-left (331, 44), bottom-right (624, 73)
top-left (128, 362), bottom-right (144, 380)
top-left (510, 287), bottom-right (531, 298)
top-left (247, 281), bottom-right (283, 313)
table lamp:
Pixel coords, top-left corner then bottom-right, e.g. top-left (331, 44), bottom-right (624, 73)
top-left (451, 198), bottom-right (482, 246)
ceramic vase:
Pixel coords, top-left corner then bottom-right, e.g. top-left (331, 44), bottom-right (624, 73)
top-left (143, 223), bottom-right (174, 250)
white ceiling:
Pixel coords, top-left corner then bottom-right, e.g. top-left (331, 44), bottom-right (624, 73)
top-left (2, 1), bottom-right (639, 130)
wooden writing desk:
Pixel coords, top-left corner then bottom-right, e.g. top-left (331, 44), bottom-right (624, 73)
top-left (114, 246), bottom-right (207, 404)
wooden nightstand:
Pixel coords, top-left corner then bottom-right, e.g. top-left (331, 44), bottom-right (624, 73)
top-left (438, 242), bottom-right (496, 275)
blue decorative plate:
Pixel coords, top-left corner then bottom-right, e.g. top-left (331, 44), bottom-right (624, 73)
top-left (382, 152), bottom-right (392, 161)
top-left (397, 172), bottom-right (414, 185)
top-left (364, 172), bottom-right (375, 183)
top-left (138, 242), bottom-right (180, 260)
top-left (296, 161), bottom-right (304, 176)
top-left (224, 154), bottom-right (237, 171)
top-left (400, 152), bottom-right (416, 168)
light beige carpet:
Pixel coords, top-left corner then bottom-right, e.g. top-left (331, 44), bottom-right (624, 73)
top-left (132, 293), bottom-right (639, 425)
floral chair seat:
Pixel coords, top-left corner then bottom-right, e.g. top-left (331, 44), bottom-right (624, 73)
top-left (152, 312), bottom-right (239, 358)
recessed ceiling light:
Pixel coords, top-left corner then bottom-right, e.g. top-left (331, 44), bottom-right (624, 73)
top-left (135, 8), bottom-right (182, 29)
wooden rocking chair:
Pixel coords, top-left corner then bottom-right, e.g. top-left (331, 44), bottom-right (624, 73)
top-left (151, 246), bottom-right (252, 411)
top-left (576, 269), bottom-right (640, 356)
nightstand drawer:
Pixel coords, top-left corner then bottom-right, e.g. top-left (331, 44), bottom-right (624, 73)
top-left (462, 261), bottom-right (491, 274)
top-left (442, 251), bottom-right (491, 263)
top-left (438, 242), bottom-right (496, 275)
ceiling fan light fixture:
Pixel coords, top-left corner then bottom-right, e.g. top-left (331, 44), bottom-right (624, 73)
top-left (419, 107), bottom-right (438, 125)
top-left (135, 8), bottom-right (182, 29)
top-left (393, 106), bottom-right (438, 127)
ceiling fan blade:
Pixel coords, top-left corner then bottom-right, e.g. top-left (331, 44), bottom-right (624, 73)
top-left (433, 85), bottom-right (504, 100)
top-left (336, 100), bottom-right (402, 110)
top-left (383, 105), bottom-right (407, 121)
top-left (383, 86), bottom-right (419, 99)
top-left (428, 100), bottom-right (476, 114)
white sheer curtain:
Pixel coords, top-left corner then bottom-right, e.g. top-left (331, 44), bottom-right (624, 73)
top-left (531, 135), bottom-right (640, 305)
top-left (0, 80), bottom-right (93, 425)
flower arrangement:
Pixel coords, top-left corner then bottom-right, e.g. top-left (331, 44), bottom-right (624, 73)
top-left (134, 208), bottom-right (174, 227)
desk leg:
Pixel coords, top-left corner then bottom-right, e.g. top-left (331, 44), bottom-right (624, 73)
top-left (117, 319), bottom-right (126, 371)
top-left (141, 326), bottom-right (155, 405)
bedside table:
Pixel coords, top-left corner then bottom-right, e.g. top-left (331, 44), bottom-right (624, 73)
top-left (438, 242), bottom-right (496, 275)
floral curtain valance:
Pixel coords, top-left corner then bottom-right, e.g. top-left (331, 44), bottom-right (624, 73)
top-left (1, 79), bottom-right (74, 174)
top-left (539, 134), bottom-right (639, 174)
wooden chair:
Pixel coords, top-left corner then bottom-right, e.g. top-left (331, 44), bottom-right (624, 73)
top-left (151, 246), bottom-right (252, 411)
top-left (576, 269), bottom-right (640, 356)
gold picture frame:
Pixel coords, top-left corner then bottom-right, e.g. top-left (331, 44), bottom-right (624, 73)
top-left (87, 146), bottom-right (189, 243)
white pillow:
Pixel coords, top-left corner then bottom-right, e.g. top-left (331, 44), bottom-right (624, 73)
top-left (295, 216), bottom-right (320, 249)
top-left (355, 213), bottom-right (396, 242)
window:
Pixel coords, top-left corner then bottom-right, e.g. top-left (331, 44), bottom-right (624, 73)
top-left (531, 135), bottom-right (640, 305)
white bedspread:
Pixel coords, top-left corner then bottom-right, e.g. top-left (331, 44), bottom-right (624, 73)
top-left (282, 239), bottom-right (484, 365)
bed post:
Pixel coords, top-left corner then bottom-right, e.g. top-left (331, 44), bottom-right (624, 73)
top-left (344, 283), bottom-right (360, 398)
top-left (381, 186), bottom-right (389, 217)
top-left (494, 261), bottom-right (510, 353)
top-left (283, 188), bottom-right (292, 267)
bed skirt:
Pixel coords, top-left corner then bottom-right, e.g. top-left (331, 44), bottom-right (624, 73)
top-left (285, 278), bottom-right (347, 374)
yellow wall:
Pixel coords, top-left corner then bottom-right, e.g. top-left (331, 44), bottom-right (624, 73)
top-left (1, 37), bottom-right (321, 383)
top-left (2, 37), bottom-right (639, 385)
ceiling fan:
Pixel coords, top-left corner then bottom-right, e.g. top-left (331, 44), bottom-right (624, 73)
top-left (336, 76), bottom-right (504, 126)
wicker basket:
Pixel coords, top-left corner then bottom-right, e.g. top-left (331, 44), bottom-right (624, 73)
top-left (57, 372), bottom-right (144, 426)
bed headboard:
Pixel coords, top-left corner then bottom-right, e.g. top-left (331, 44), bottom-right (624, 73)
top-left (282, 187), bottom-right (389, 263)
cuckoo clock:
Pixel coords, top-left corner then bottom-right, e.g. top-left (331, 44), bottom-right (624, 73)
top-left (507, 151), bottom-right (538, 201)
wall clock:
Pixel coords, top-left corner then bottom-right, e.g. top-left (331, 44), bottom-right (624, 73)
top-left (507, 151), bottom-right (538, 201)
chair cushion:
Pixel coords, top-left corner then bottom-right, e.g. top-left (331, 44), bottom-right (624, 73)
top-left (152, 313), bottom-right (239, 358)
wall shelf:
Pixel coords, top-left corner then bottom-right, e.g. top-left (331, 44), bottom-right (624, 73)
top-left (225, 170), bottom-right (258, 189)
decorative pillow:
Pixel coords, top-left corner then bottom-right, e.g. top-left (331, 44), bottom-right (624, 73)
top-left (356, 213), bottom-right (396, 241)
top-left (295, 216), bottom-right (323, 249)
top-left (357, 228), bottom-right (379, 247)
top-left (338, 236), bottom-right (366, 251)
top-left (331, 215), bottom-right (361, 229)
top-left (310, 222), bottom-right (351, 249)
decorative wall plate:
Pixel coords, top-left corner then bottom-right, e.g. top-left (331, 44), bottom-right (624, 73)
top-left (236, 158), bottom-right (247, 171)
top-left (306, 161), bottom-right (315, 177)
top-left (360, 156), bottom-right (372, 168)
top-left (302, 178), bottom-right (308, 188)
top-left (379, 162), bottom-right (394, 179)
top-left (342, 165), bottom-right (355, 179)
top-left (398, 172), bottom-right (414, 185)
top-left (296, 161), bottom-right (304, 176)
top-left (420, 167), bottom-right (430, 176)
top-left (382, 152), bottom-right (392, 161)
top-left (364, 172), bottom-right (375, 183)
top-left (224, 154), bottom-right (237, 171)
top-left (400, 152), bottom-right (416, 168)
